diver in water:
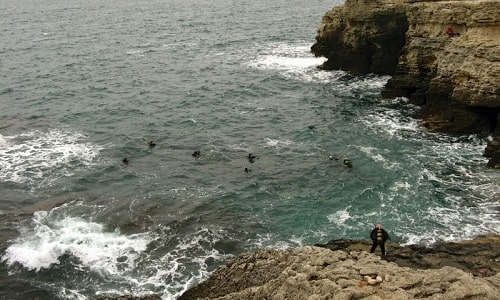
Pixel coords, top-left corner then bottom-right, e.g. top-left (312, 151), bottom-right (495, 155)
top-left (343, 158), bottom-right (352, 168)
top-left (329, 155), bottom-right (339, 161)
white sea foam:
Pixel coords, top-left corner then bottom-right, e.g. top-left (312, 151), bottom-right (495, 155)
top-left (0, 128), bottom-right (101, 189)
top-left (390, 181), bottom-right (412, 191)
top-left (362, 106), bottom-right (420, 139)
top-left (252, 54), bottom-right (324, 71)
top-left (244, 42), bottom-right (339, 83)
top-left (0, 133), bottom-right (6, 145)
top-left (327, 209), bottom-right (352, 228)
top-left (143, 227), bottom-right (233, 300)
top-left (251, 233), bottom-right (301, 251)
top-left (57, 288), bottom-right (87, 300)
top-left (391, 159), bottom-right (498, 246)
top-left (1, 210), bottom-right (151, 273)
top-left (226, 142), bottom-right (251, 152)
top-left (264, 138), bottom-right (292, 149)
top-left (358, 146), bottom-right (401, 170)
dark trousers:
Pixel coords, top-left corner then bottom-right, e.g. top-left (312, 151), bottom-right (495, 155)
top-left (370, 241), bottom-right (386, 255)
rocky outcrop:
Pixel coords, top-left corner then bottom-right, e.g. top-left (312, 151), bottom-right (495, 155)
top-left (179, 234), bottom-right (500, 299)
top-left (311, 0), bottom-right (409, 74)
top-left (311, 0), bottom-right (500, 167)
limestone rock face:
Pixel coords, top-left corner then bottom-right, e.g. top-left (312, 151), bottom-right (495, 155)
top-left (311, 0), bottom-right (408, 74)
top-left (179, 235), bottom-right (500, 300)
top-left (311, 0), bottom-right (500, 167)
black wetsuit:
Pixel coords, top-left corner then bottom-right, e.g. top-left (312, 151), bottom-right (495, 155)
top-left (370, 227), bottom-right (389, 255)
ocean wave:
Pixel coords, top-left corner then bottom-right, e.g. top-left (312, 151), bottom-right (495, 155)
top-left (0, 201), bottom-right (234, 300)
top-left (242, 41), bottom-right (334, 83)
top-left (2, 209), bottom-right (151, 273)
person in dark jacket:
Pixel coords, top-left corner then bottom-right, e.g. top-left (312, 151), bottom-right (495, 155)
top-left (370, 224), bottom-right (390, 256)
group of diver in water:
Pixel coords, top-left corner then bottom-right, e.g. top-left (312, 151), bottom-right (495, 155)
top-left (121, 140), bottom-right (394, 257)
top-left (122, 140), bottom-right (354, 172)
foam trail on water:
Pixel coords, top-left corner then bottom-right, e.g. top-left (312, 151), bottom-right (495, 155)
top-left (0, 128), bottom-right (101, 189)
top-left (264, 138), bottom-right (293, 149)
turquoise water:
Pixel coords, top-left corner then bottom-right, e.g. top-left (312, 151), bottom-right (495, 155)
top-left (0, 0), bottom-right (499, 299)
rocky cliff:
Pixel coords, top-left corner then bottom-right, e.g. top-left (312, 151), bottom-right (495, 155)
top-left (178, 234), bottom-right (500, 299)
top-left (311, 0), bottom-right (500, 167)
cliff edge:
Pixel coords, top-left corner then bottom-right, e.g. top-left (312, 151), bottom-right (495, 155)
top-left (311, 0), bottom-right (500, 167)
top-left (178, 235), bottom-right (500, 300)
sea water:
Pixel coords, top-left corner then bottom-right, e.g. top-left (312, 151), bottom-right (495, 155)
top-left (0, 0), bottom-right (499, 299)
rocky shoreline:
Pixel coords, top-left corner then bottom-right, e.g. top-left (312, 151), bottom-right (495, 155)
top-left (99, 235), bottom-right (500, 299)
top-left (311, 0), bottom-right (500, 167)
top-left (176, 234), bottom-right (500, 299)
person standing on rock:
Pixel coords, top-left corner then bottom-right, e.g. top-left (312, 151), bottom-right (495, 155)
top-left (370, 224), bottom-right (390, 256)
top-left (445, 26), bottom-right (460, 38)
